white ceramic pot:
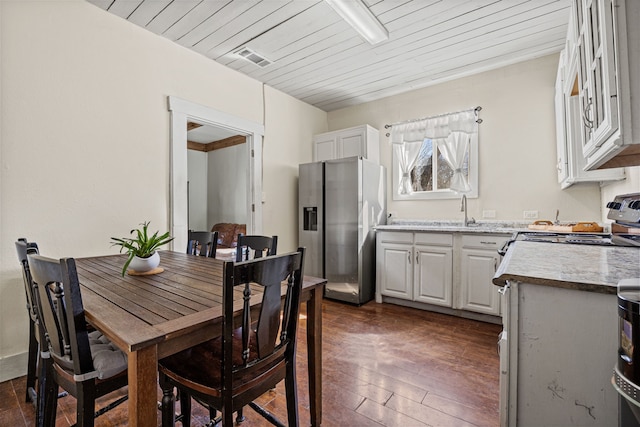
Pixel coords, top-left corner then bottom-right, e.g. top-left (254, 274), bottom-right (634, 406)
top-left (129, 251), bottom-right (160, 273)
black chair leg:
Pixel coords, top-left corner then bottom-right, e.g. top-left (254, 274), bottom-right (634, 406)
top-left (35, 355), bottom-right (49, 427)
top-left (179, 391), bottom-right (191, 426)
top-left (284, 362), bottom-right (300, 427)
top-left (26, 322), bottom-right (38, 403)
top-left (76, 381), bottom-right (97, 427)
top-left (42, 363), bottom-right (58, 427)
top-left (160, 374), bottom-right (176, 427)
top-left (236, 407), bottom-right (245, 423)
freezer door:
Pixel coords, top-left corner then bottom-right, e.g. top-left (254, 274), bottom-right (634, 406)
top-left (324, 158), bottom-right (360, 303)
top-left (298, 162), bottom-right (324, 278)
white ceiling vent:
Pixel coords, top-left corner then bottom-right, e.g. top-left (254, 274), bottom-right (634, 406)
top-left (234, 47), bottom-right (272, 68)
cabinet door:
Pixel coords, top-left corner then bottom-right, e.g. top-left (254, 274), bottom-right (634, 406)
top-left (313, 135), bottom-right (337, 162)
top-left (338, 128), bottom-right (366, 159)
top-left (378, 243), bottom-right (413, 299)
top-left (579, 0), bottom-right (619, 157)
top-left (413, 245), bottom-right (452, 307)
top-left (555, 58), bottom-right (569, 184)
top-left (460, 248), bottom-right (501, 315)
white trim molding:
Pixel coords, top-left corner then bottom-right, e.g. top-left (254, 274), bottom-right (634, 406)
top-left (167, 96), bottom-right (264, 252)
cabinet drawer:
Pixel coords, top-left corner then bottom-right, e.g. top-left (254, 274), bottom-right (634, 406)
top-left (414, 232), bottom-right (453, 247)
top-left (377, 231), bottom-right (413, 244)
top-left (461, 234), bottom-right (510, 250)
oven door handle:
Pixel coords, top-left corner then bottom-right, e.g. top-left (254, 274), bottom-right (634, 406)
top-left (498, 239), bottom-right (514, 256)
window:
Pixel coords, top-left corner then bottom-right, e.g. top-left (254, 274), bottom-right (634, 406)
top-left (409, 138), bottom-right (469, 192)
top-left (390, 108), bottom-right (479, 200)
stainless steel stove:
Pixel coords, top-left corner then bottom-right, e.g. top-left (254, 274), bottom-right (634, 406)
top-left (499, 193), bottom-right (640, 255)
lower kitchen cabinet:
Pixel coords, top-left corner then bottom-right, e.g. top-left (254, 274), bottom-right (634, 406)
top-left (377, 235), bottom-right (413, 299)
top-left (377, 231), bottom-right (453, 307)
top-left (459, 234), bottom-right (506, 316)
top-left (500, 281), bottom-right (618, 426)
top-left (376, 230), bottom-right (508, 318)
top-left (414, 234), bottom-right (453, 306)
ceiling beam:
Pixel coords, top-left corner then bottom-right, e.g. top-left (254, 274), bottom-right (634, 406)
top-left (187, 135), bottom-right (246, 152)
top-left (187, 121), bottom-right (203, 131)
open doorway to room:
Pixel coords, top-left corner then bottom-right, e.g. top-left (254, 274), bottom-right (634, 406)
top-left (168, 96), bottom-right (264, 252)
top-left (186, 122), bottom-right (248, 232)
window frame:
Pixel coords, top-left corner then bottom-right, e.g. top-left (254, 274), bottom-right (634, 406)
top-left (392, 132), bottom-right (478, 200)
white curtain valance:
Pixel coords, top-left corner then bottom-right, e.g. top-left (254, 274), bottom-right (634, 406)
top-left (390, 109), bottom-right (478, 144)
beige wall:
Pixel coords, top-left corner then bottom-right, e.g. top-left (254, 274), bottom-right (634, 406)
top-left (0, 0), bottom-right (326, 380)
top-left (327, 54), bottom-right (606, 224)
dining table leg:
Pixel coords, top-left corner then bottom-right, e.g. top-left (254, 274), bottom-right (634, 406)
top-left (307, 285), bottom-right (323, 426)
top-left (127, 345), bottom-right (158, 427)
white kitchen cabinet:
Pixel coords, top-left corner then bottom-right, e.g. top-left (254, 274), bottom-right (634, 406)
top-left (501, 281), bottom-right (618, 426)
top-left (570, 0), bottom-right (640, 169)
top-left (459, 234), bottom-right (507, 316)
top-left (377, 233), bottom-right (413, 299)
top-left (376, 231), bottom-right (453, 308)
top-left (377, 230), bottom-right (506, 318)
top-left (313, 125), bottom-right (379, 163)
top-left (555, 47), bottom-right (625, 188)
top-left (413, 233), bottom-right (453, 307)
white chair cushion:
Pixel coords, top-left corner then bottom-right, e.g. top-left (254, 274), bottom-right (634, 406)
top-left (88, 330), bottom-right (127, 379)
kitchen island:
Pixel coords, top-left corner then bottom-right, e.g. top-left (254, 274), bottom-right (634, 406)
top-left (493, 241), bottom-right (640, 427)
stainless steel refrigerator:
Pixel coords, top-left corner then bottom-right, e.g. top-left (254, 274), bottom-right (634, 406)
top-left (298, 156), bottom-right (386, 304)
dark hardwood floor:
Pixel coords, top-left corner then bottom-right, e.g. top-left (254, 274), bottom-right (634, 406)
top-left (0, 299), bottom-right (501, 426)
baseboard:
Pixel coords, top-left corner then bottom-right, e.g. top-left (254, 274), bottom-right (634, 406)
top-left (0, 351), bottom-right (28, 382)
top-left (380, 296), bottom-right (502, 325)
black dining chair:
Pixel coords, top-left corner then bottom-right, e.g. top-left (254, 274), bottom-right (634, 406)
top-left (27, 254), bottom-right (129, 427)
top-left (15, 239), bottom-right (47, 425)
top-left (235, 234), bottom-right (278, 262)
top-left (159, 248), bottom-right (305, 427)
top-left (187, 230), bottom-right (219, 258)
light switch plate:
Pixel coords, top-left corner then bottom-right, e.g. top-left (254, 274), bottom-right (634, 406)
top-left (523, 210), bottom-right (539, 219)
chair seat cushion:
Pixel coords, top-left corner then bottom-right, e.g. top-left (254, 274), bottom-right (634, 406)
top-left (88, 331), bottom-right (127, 379)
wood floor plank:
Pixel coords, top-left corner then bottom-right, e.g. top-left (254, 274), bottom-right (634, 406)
top-left (1, 299), bottom-right (500, 426)
top-left (356, 398), bottom-right (431, 427)
top-left (386, 393), bottom-right (478, 427)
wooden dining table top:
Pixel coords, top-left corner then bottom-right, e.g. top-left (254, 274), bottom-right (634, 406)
top-left (74, 250), bottom-right (326, 426)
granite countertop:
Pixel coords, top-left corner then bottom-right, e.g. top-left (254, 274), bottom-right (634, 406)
top-left (493, 240), bottom-right (640, 294)
top-left (376, 219), bottom-right (529, 234)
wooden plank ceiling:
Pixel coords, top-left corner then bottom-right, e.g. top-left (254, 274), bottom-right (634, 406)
top-left (87, 0), bottom-right (571, 112)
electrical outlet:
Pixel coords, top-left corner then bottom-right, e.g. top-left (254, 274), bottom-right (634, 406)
top-left (523, 210), bottom-right (539, 219)
top-left (482, 210), bottom-right (496, 219)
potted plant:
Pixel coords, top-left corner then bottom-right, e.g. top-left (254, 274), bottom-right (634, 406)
top-left (111, 221), bottom-right (174, 276)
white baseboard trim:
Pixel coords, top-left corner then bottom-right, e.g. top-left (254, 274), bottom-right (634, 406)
top-left (0, 351), bottom-right (28, 382)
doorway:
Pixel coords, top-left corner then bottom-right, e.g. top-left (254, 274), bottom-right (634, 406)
top-left (168, 96), bottom-right (264, 252)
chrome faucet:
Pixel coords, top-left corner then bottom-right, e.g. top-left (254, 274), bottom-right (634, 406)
top-left (461, 195), bottom-right (475, 226)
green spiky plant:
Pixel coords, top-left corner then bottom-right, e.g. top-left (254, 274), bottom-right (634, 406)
top-left (110, 221), bottom-right (174, 276)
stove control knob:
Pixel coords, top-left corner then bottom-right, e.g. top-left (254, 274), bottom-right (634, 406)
top-left (629, 200), bottom-right (640, 210)
top-left (607, 201), bottom-right (622, 210)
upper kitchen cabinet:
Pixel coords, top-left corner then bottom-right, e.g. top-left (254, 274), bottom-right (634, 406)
top-left (555, 46), bottom-right (625, 188)
top-left (569, 0), bottom-right (640, 169)
top-left (313, 125), bottom-right (379, 163)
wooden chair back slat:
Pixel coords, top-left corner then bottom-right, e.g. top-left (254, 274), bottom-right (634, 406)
top-left (187, 230), bottom-right (219, 258)
top-left (235, 235), bottom-right (278, 262)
